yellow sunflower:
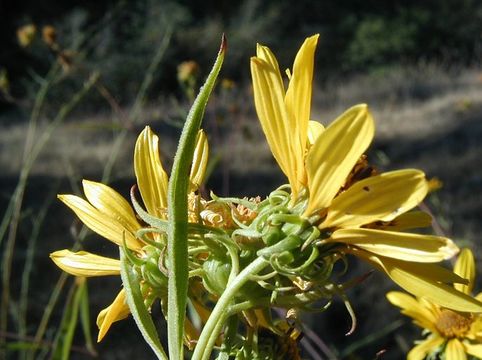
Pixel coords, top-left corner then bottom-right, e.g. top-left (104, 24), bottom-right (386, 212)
top-left (50, 126), bottom-right (209, 341)
top-left (388, 248), bottom-right (482, 360)
top-left (250, 35), bottom-right (482, 312)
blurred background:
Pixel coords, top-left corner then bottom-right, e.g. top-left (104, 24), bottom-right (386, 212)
top-left (0, 0), bottom-right (481, 359)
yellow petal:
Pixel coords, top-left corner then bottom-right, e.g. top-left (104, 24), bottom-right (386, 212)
top-left (454, 248), bottom-right (475, 295)
top-left (305, 104), bottom-right (375, 215)
top-left (407, 335), bottom-right (444, 360)
top-left (96, 289), bottom-right (130, 342)
top-left (189, 130), bottom-right (209, 191)
top-left (446, 339), bottom-right (467, 360)
top-left (322, 169), bottom-right (429, 228)
top-left (285, 34), bottom-right (319, 185)
top-left (374, 211), bottom-right (433, 231)
top-left (351, 249), bottom-right (482, 312)
top-left (58, 194), bottom-right (141, 250)
top-left (307, 120), bottom-right (324, 147)
top-left (330, 228), bottom-right (458, 262)
top-left (386, 291), bottom-right (438, 332)
top-left (251, 49), bottom-right (299, 197)
top-left (50, 250), bottom-right (120, 277)
top-left (134, 126), bottom-right (169, 217)
top-left (83, 180), bottom-right (140, 235)
top-left (464, 342), bottom-right (482, 358)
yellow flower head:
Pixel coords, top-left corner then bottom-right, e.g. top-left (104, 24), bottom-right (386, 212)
top-left (388, 248), bottom-right (482, 360)
top-left (50, 126), bottom-right (210, 341)
top-left (251, 35), bottom-right (482, 313)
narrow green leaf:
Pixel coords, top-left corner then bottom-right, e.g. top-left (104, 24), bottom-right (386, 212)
top-left (167, 35), bottom-right (226, 360)
top-left (120, 248), bottom-right (168, 360)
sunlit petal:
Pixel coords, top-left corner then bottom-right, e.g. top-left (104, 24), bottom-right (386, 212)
top-left (330, 228), bottom-right (458, 262)
top-left (96, 289), bottom-right (130, 342)
top-left (58, 194), bottom-right (141, 249)
top-left (285, 34), bottom-right (319, 185)
top-left (251, 50), bottom-right (298, 197)
top-left (446, 339), bottom-right (467, 360)
top-left (189, 130), bottom-right (209, 191)
top-left (83, 180), bottom-right (141, 235)
top-left (454, 248), bottom-right (475, 295)
top-left (386, 291), bottom-right (438, 332)
top-left (134, 126), bottom-right (169, 218)
top-left (50, 250), bottom-right (120, 277)
top-left (407, 335), bottom-right (444, 360)
top-left (322, 169), bottom-right (428, 228)
top-left (305, 104), bottom-right (375, 215)
top-left (351, 249), bottom-right (482, 312)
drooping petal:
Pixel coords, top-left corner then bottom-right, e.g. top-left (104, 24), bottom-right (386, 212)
top-left (350, 249), bottom-right (482, 312)
top-left (58, 194), bottom-right (141, 250)
top-left (373, 211), bottom-right (433, 231)
top-left (446, 339), bottom-right (467, 360)
top-left (50, 250), bottom-right (120, 277)
top-left (189, 130), bottom-right (209, 191)
top-left (134, 126), bottom-right (169, 218)
top-left (330, 228), bottom-right (458, 262)
top-left (322, 169), bottom-right (429, 228)
top-left (96, 289), bottom-right (130, 342)
top-left (305, 104), bottom-right (375, 215)
top-left (454, 248), bottom-right (475, 295)
top-left (386, 291), bottom-right (438, 332)
top-left (285, 34), bottom-right (319, 185)
top-left (407, 335), bottom-right (444, 360)
top-left (83, 180), bottom-right (141, 235)
top-left (251, 48), bottom-right (299, 197)
top-left (464, 342), bottom-right (482, 358)
top-left (307, 120), bottom-right (324, 147)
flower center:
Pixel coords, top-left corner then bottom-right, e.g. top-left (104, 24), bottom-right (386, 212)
top-left (435, 309), bottom-right (473, 338)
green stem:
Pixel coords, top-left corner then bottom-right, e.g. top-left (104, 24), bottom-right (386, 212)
top-left (192, 257), bottom-right (268, 360)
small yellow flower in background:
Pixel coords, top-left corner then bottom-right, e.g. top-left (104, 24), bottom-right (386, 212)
top-left (250, 35), bottom-right (482, 312)
top-left (50, 126), bottom-right (209, 341)
top-left (388, 248), bottom-right (482, 360)
top-left (17, 24), bottom-right (36, 47)
top-left (42, 25), bottom-right (57, 48)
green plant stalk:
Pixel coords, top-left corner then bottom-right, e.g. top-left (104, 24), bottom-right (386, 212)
top-left (166, 36), bottom-right (226, 360)
top-left (192, 256), bottom-right (268, 360)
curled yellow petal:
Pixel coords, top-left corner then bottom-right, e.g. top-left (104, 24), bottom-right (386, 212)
top-left (454, 248), bottom-right (476, 295)
top-left (251, 48), bottom-right (299, 197)
top-left (285, 34), bottom-right (319, 186)
top-left (305, 104), bottom-right (375, 215)
top-left (351, 249), bottom-right (482, 312)
top-left (330, 228), bottom-right (458, 262)
top-left (134, 126), bottom-right (169, 218)
top-left (189, 130), bottom-right (209, 191)
top-left (96, 289), bottom-right (130, 342)
top-left (83, 180), bottom-right (141, 235)
top-left (58, 194), bottom-right (141, 250)
top-left (322, 169), bottom-right (429, 228)
top-left (50, 250), bottom-right (120, 277)
top-left (386, 291), bottom-right (437, 332)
